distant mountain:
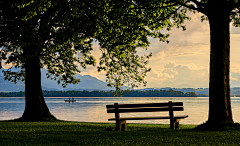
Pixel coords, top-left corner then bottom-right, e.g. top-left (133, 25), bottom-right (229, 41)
top-left (138, 88), bottom-right (155, 91)
top-left (159, 80), bottom-right (195, 88)
top-left (40, 68), bottom-right (113, 91)
top-left (171, 88), bottom-right (206, 94)
top-left (0, 68), bottom-right (25, 92)
top-left (159, 80), bottom-right (175, 88)
top-left (230, 87), bottom-right (240, 95)
top-left (0, 68), bottom-right (131, 92)
top-left (174, 84), bottom-right (195, 88)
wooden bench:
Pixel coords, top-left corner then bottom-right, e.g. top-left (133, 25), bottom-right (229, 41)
top-left (106, 101), bottom-right (188, 131)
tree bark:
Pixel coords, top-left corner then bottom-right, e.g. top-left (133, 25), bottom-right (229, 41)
top-left (207, 9), bottom-right (233, 124)
top-left (18, 55), bottom-right (56, 121)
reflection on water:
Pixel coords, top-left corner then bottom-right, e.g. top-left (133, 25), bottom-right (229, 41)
top-left (1, 97), bottom-right (240, 125)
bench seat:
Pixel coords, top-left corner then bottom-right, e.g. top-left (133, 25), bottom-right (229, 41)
top-left (108, 115), bottom-right (188, 121)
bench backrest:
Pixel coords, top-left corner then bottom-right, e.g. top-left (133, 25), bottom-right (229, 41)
top-left (106, 101), bottom-right (184, 113)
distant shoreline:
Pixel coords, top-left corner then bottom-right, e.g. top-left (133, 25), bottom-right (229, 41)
top-left (0, 89), bottom-right (198, 97)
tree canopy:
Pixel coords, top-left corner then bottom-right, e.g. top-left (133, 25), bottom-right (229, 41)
top-left (0, 0), bottom-right (189, 95)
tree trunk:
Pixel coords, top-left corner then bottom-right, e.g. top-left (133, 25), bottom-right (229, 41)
top-left (207, 9), bottom-right (233, 124)
top-left (18, 55), bottom-right (56, 121)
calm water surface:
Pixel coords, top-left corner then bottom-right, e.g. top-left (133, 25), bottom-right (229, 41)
top-left (1, 97), bottom-right (240, 125)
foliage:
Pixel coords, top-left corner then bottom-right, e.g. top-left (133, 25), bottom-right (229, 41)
top-left (0, 0), bottom-right (96, 86)
top-left (0, 0), bottom-right (191, 96)
top-left (0, 89), bottom-right (197, 97)
top-left (1, 121), bottom-right (240, 145)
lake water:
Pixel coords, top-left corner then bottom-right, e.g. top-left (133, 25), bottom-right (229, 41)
top-left (1, 97), bottom-right (240, 125)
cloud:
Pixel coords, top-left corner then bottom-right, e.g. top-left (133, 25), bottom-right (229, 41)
top-left (144, 11), bottom-right (210, 69)
top-left (231, 77), bottom-right (238, 81)
top-left (144, 61), bottom-right (240, 89)
top-left (230, 73), bottom-right (240, 87)
top-left (231, 73), bottom-right (240, 81)
top-left (230, 25), bottom-right (240, 34)
top-left (154, 70), bottom-right (175, 79)
top-left (164, 62), bottom-right (175, 68)
top-left (162, 68), bottom-right (178, 76)
top-left (145, 62), bottom-right (209, 88)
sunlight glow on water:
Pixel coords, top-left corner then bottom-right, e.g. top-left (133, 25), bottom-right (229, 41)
top-left (1, 97), bottom-right (240, 125)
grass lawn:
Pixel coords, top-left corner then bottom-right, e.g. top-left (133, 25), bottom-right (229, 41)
top-left (0, 121), bottom-right (240, 146)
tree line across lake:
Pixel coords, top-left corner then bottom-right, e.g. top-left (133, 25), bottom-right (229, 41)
top-left (0, 89), bottom-right (197, 97)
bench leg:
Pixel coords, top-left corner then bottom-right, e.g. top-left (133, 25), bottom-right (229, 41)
top-left (121, 120), bottom-right (127, 130)
top-left (175, 122), bottom-right (180, 129)
top-left (174, 119), bottom-right (181, 129)
top-left (170, 121), bottom-right (175, 129)
top-left (116, 120), bottom-right (126, 131)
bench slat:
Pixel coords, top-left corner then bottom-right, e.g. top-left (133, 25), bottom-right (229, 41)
top-left (108, 115), bottom-right (189, 121)
top-left (107, 107), bottom-right (184, 113)
top-left (106, 102), bottom-right (183, 109)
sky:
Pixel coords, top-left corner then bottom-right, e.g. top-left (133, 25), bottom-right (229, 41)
top-left (79, 11), bottom-right (240, 89)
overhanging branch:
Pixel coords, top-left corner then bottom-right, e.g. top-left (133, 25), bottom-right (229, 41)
top-left (171, 0), bottom-right (206, 14)
top-left (229, 0), bottom-right (240, 10)
top-left (130, 4), bottom-right (178, 10)
top-left (238, 1), bottom-right (240, 7)
top-left (190, 0), bottom-right (205, 8)
top-left (130, 1), bottom-right (179, 10)
top-left (145, 5), bottom-right (188, 36)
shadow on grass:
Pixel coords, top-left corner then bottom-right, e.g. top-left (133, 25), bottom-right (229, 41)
top-left (2, 118), bottom-right (240, 132)
top-left (194, 121), bottom-right (240, 131)
top-left (1, 121), bottom-right (240, 145)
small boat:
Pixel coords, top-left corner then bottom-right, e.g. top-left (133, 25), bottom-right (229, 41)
top-left (64, 100), bottom-right (76, 102)
top-left (64, 98), bottom-right (76, 102)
